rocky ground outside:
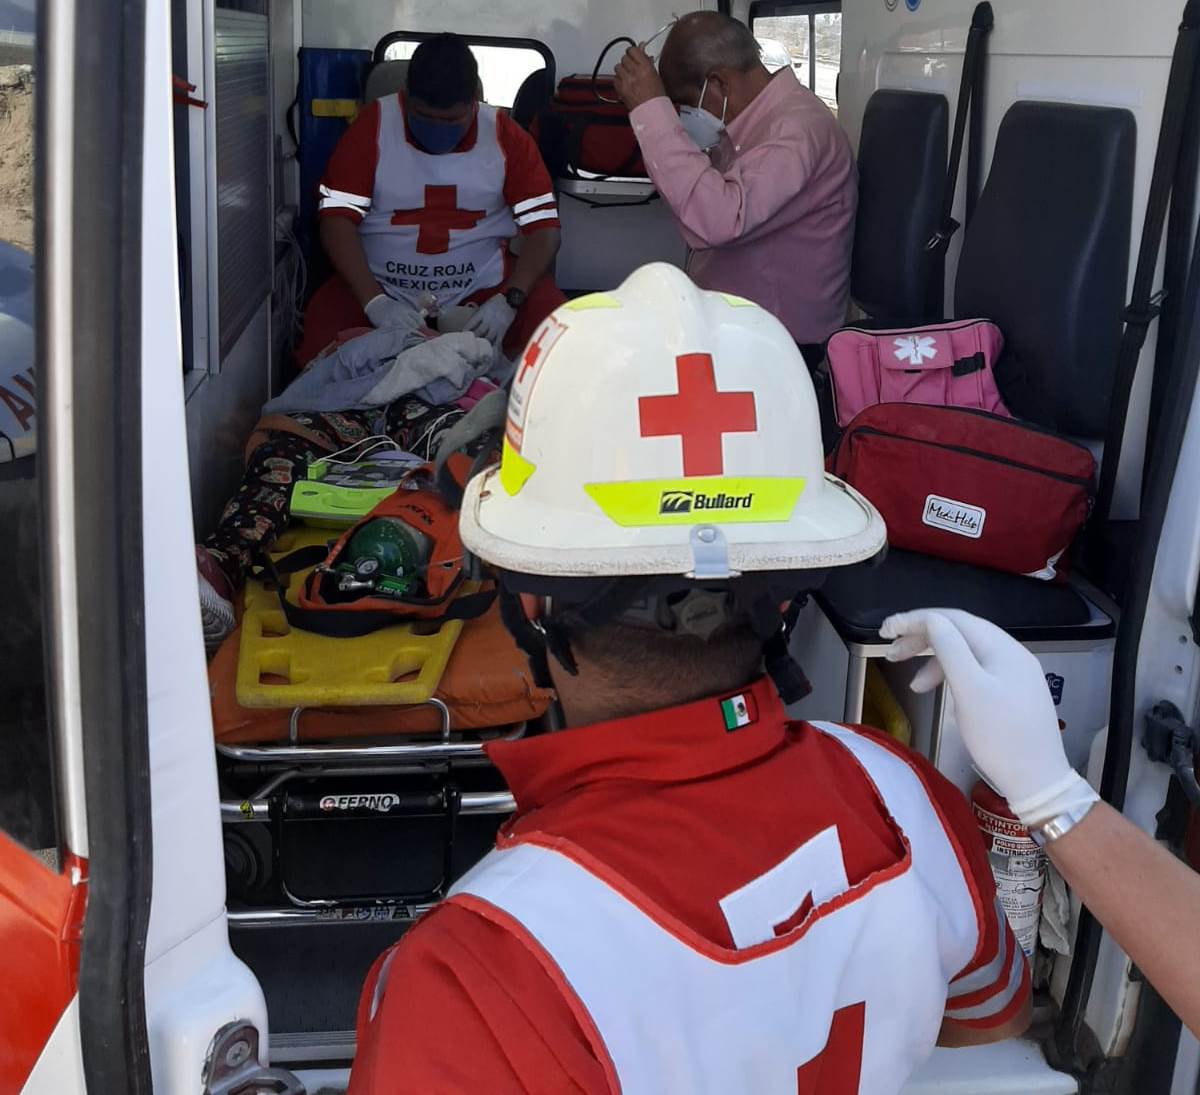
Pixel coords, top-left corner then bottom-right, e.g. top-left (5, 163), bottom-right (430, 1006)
top-left (0, 64), bottom-right (33, 254)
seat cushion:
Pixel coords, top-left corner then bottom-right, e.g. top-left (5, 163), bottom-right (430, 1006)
top-left (815, 548), bottom-right (1111, 645)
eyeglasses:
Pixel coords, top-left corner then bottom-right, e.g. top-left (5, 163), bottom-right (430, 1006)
top-left (642, 16), bottom-right (678, 59)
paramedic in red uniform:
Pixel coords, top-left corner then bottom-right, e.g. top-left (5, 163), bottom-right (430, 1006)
top-left (346, 264), bottom-right (1031, 1094)
top-left (298, 33), bottom-right (564, 367)
top-left (613, 12), bottom-right (857, 362)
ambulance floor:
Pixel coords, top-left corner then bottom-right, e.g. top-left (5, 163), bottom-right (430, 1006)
top-left (282, 1039), bottom-right (1079, 1092)
top-left (230, 919), bottom-right (404, 1047)
top-left (904, 1041), bottom-right (1077, 1093)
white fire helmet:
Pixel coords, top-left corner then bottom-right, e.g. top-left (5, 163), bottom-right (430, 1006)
top-left (459, 264), bottom-right (886, 579)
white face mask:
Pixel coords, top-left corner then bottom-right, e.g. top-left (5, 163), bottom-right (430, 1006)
top-left (678, 77), bottom-right (727, 151)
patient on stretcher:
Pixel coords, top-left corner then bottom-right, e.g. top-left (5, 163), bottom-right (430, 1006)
top-left (196, 323), bottom-right (503, 654)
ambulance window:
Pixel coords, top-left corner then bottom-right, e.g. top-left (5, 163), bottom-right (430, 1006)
top-left (750, 3), bottom-right (841, 115)
top-left (0, 7), bottom-right (55, 856)
top-left (215, 2), bottom-right (273, 360)
top-left (378, 34), bottom-right (553, 109)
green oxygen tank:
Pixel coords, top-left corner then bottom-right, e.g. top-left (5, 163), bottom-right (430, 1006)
top-left (336, 517), bottom-right (431, 598)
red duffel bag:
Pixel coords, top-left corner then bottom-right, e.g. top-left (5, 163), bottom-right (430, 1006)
top-left (831, 404), bottom-right (1095, 580)
top-left (531, 75), bottom-right (646, 179)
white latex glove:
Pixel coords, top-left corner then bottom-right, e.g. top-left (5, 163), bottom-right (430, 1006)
top-left (364, 293), bottom-right (422, 334)
top-left (464, 293), bottom-right (516, 347)
top-left (880, 608), bottom-right (1099, 827)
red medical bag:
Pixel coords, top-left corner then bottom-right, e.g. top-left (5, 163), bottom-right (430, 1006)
top-left (531, 75), bottom-right (646, 179)
top-left (831, 404), bottom-right (1095, 580)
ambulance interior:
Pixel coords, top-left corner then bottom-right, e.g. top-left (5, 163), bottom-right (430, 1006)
top-left (7, 0), bottom-right (1200, 1090)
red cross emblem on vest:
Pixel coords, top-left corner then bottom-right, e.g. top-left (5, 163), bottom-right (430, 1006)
top-left (638, 353), bottom-right (758, 477)
top-left (391, 184), bottom-right (485, 255)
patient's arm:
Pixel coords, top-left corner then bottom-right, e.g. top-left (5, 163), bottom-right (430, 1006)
top-left (320, 215), bottom-right (385, 307)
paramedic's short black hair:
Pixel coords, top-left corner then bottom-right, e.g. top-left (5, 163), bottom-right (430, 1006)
top-left (570, 620), bottom-right (763, 707)
top-left (406, 34), bottom-right (479, 108)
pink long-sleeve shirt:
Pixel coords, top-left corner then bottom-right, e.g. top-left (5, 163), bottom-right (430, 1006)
top-left (630, 68), bottom-right (857, 345)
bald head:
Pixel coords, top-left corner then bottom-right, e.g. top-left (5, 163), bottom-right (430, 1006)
top-left (659, 11), bottom-right (765, 103)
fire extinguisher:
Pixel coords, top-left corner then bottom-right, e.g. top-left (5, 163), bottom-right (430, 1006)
top-left (971, 779), bottom-right (1046, 958)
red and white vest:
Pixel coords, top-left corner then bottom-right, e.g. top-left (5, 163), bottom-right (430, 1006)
top-left (449, 722), bottom-right (982, 1095)
top-left (360, 97), bottom-right (515, 310)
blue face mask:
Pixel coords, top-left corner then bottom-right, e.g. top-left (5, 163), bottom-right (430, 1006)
top-left (408, 109), bottom-right (472, 155)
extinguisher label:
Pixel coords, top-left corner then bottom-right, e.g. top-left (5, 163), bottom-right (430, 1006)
top-left (973, 802), bottom-right (1046, 957)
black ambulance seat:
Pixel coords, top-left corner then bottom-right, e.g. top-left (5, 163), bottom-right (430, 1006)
top-left (364, 59), bottom-right (409, 102)
top-left (818, 549), bottom-right (1112, 646)
top-left (956, 101), bottom-right (1135, 438)
top-left (820, 100), bottom-right (1134, 642)
top-left (511, 69), bottom-right (551, 131)
top-left (851, 89), bottom-right (948, 320)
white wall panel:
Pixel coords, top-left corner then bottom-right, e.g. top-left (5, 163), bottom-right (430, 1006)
top-left (301, 0), bottom-right (716, 75)
top-left (186, 303), bottom-right (270, 535)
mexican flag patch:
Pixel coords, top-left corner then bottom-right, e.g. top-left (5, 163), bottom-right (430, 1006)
top-left (720, 692), bottom-right (758, 731)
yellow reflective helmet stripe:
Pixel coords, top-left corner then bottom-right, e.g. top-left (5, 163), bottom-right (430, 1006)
top-left (499, 437), bottom-right (537, 496)
top-left (719, 292), bottom-right (757, 308)
top-left (560, 292), bottom-right (621, 312)
top-left (585, 477), bottom-right (806, 527)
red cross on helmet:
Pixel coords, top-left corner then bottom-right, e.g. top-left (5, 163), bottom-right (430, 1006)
top-left (459, 263), bottom-right (885, 580)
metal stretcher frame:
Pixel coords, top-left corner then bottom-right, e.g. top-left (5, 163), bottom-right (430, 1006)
top-left (217, 698), bottom-right (524, 925)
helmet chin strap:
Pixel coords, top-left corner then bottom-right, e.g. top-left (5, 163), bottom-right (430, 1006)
top-left (497, 587), bottom-right (576, 685)
top-left (497, 580), bottom-right (815, 702)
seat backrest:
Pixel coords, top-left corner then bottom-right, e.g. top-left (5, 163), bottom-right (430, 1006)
top-left (364, 59), bottom-right (409, 102)
top-left (511, 68), bottom-right (550, 131)
top-left (851, 89), bottom-right (948, 320)
top-left (955, 101), bottom-right (1135, 438)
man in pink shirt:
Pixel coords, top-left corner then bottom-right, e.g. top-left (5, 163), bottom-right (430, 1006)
top-left (615, 12), bottom-right (856, 357)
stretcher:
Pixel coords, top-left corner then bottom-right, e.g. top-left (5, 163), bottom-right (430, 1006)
top-left (211, 531), bottom-right (556, 924)
top-left (235, 523), bottom-right (470, 709)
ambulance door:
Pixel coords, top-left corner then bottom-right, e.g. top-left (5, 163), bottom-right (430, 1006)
top-left (1058, 153), bottom-right (1200, 1084)
top-left (2, 0), bottom-right (289, 1091)
top-left (138, 1), bottom-right (301, 1093)
top-left (0, 0), bottom-right (95, 1087)
top-left (3, 0), bottom-right (149, 1090)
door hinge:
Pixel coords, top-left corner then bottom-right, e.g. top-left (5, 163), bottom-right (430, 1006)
top-left (1143, 701), bottom-right (1200, 806)
top-left (203, 1021), bottom-right (306, 1095)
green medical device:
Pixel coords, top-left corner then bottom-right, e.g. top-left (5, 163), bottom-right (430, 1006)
top-left (289, 451), bottom-right (424, 529)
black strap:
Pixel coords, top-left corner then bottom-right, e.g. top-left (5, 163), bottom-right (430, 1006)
top-left (271, 544), bottom-right (329, 575)
top-left (963, 8), bottom-right (990, 226)
top-left (258, 547), bottom-right (496, 638)
top-left (275, 583), bottom-right (497, 638)
top-left (1094, 0), bottom-right (1200, 527)
top-left (1146, 20), bottom-right (1200, 498)
top-left (590, 37), bottom-right (636, 105)
top-left (559, 187), bottom-right (660, 211)
top-left (926, 2), bottom-right (994, 258)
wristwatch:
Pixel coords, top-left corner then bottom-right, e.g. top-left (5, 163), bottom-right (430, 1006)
top-left (1029, 799), bottom-right (1098, 847)
top-left (504, 286), bottom-right (527, 310)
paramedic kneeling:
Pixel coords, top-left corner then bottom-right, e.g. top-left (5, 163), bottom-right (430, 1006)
top-left (614, 12), bottom-right (856, 354)
top-left (884, 608), bottom-right (1200, 1038)
top-left (299, 33), bottom-right (564, 367)
top-left (347, 265), bottom-right (1031, 1095)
